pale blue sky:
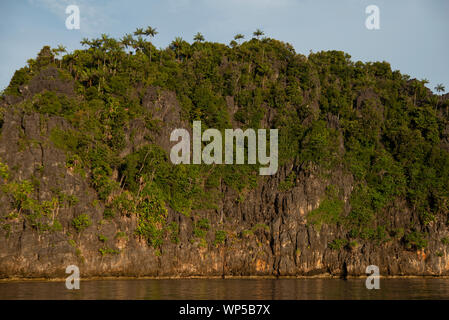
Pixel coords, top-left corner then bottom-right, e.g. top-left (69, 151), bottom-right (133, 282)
top-left (0, 0), bottom-right (448, 92)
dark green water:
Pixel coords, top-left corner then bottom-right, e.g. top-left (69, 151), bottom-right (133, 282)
top-left (1, 278), bottom-right (449, 300)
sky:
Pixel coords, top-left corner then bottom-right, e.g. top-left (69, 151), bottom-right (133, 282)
top-left (0, 0), bottom-right (448, 93)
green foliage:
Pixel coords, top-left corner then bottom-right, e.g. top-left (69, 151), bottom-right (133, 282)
top-left (120, 144), bottom-right (205, 214)
top-left (242, 223), bottom-right (269, 237)
top-left (355, 226), bottom-right (390, 243)
top-left (404, 231), bottom-right (428, 250)
top-left (66, 154), bottom-right (83, 174)
top-left (214, 230), bottom-right (227, 246)
top-left (441, 237), bottom-right (449, 246)
top-left (278, 172), bottom-right (296, 191)
top-left (72, 214), bottom-right (92, 232)
top-left (33, 91), bottom-right (73, 115)
top-left (1, 169), bottom-right (67, 233)
top-left (194, 218), bottom-right (210, 239)
top-left (168, 222), bottom-right (180, 244)
top-left (111, 191), bottom-right (135, 216)
top-left (328, 238), bottom-right (348, 250)
top-left (0, 159), bottom-right (9, 180)
top-left (135, 195), bottom-right (168, 249)
top-left (4, 67), bottom-right (32, 96)
top-left (115, 231), bottom-right (128, 239)
top-left (51, 219), bottom-right (63, 232)
top-left (103, 207), bottom-right (115, 219)
top-left (3, 32), bottom-right (449, 247)
top-left (98, 234), bottom-right (108, 242)
top-left (196, 218), bottom-right (210, 230)
top-left (391, 228), bottom-right (405, 239)
top-left (68, 239), bottom-right (77, 248)
top-left (193, 218), bottom-right (210, 241)
top-left (1, 224), bottom-right (12, 238)
top-left (66, 195), bottom-right (79, 206)
top-left (299, 120), bottom-right (340, 168)
top-left (49, 128), bottom-right (83, 152)
top-left (307, 185), bottom-right (344, 230)
top-left (308, 198), bottom-right (344, 231)
top-left (348, 240), bottom-right (358, 249)
top-left (99, 247), bottom-right (120, 256)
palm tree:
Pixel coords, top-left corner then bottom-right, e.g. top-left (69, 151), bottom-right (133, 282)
top-left (133, 29), bottom-right (145, 54)
top-left (229, 40), bottom-right (238, 48)
top-left (171, 37), bottom-right (184, 62)
top-left (101, 33), bottom-right (111, 46)
top-left (133, 26), bottom-right (158, 62)
top-left (107, 38), bottom-right (122, 75)
top-left (411, 80), bottom-right (425, 106)
top-left (120, 34), bottom-right (134, 74)
top-left (145, 26), bottom-right (158, 62)
top-left (434, 83), bottom-right (446, 112)
top-left (120, 34), bottom-right (134, 51)
top-left (80, 37), bottom-right (90, 47)
top-left (91, 38), bottom-right (102, 49)
top-left (159, 46), bottom-right (164, 66)
top-left (134, 28), bottom-right (144, 37)
top-left (194, 32), bottom-right (205, 43)
top-left (144, 26), bottom-right (158, 38)
top-left (52, 44), bottom-right (67, 68)
top-left (134, 36), bottom-right (146, 54)
top-left (253, 29), bottom-right (264, 39)
top-left (234, 34), bottom-right (244, 44)
top-left (64, 53), bottom-right (75, 74)
top-left (435, 83), bottom-right (445, 94)
top-left (99, 34), bottom-right (112, 69)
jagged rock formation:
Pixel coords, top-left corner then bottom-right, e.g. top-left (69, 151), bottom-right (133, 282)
top-left (1, 39), bottom-right (449, 278)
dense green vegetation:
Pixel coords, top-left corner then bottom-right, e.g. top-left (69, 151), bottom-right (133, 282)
top-left (72, 213), bottom-right (92, 232)
top-left (0, 158), bottom-right (69, 234)
top-left (1, 27), bottom-right (449, 250)
top-left (308, 185), bottom-right (344, 231)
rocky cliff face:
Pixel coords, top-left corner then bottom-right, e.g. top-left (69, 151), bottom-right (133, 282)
top-left (1, 70), bottom-right (449, 279)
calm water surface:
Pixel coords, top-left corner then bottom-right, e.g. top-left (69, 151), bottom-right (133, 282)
top-left (1, 278), bottom-right (449, 300)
